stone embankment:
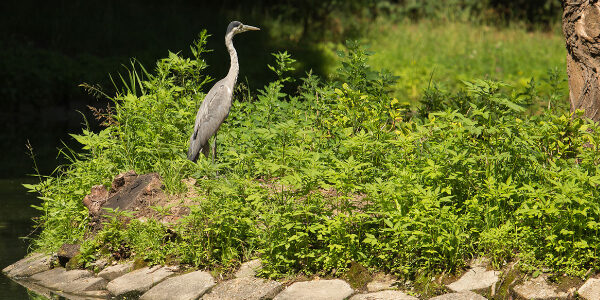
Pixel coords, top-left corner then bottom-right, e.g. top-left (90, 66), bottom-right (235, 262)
top-left (4, 253), bottom-right (600, 300)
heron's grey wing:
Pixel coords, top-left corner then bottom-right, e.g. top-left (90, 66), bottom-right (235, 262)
top-left (187, 83), bottom-right (227, 161)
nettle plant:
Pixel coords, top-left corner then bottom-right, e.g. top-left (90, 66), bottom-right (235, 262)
top-left (27, 36), bottom-right (600, 281)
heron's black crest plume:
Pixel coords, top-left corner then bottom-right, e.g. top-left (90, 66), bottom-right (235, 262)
top-left (226, 21), bottom-right (242, 34)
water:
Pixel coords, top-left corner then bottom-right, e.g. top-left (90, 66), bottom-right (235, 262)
top-left (0, 178), bottom-right (41, 299)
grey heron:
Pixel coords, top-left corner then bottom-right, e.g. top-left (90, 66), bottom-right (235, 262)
top-left (187, 21), bottom-right (260, 162)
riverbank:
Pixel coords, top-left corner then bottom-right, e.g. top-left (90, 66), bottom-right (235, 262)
top-left (5, 252), bottom-right (600, 299)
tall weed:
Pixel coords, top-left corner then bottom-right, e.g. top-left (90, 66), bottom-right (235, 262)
top-left (27, 35), bottom-right (600, 280)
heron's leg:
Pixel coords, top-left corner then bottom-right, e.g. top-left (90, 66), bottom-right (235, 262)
top-left (212, 131), bottom-right (218, 164)
top-left (201, 144), bottom-right (210, 158)
top-left (212, 132), bottom-right (219, 177)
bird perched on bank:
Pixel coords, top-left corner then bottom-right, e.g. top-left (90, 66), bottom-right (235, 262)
top-left (187, 21), bottom-right (260, 162)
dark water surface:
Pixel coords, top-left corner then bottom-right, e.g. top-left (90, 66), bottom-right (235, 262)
top-left (0, 178), bottom-right (41, 299)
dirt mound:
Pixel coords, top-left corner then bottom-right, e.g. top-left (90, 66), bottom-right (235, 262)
top-left (82, 171), bottom-right (197, 232)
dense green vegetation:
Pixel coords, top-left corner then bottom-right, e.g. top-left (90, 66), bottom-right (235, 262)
top-left (365, 20), bottom-right (566, 104)
top-left (2, 0), bottom-right (564, 177)
top-left (25, 17), bottom-right (600, 286)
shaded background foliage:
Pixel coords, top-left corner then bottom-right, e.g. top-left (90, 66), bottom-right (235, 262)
top-left (391, 0), bottom-right (561, 25)
top-left (2, 0), bottom-right (562, 178)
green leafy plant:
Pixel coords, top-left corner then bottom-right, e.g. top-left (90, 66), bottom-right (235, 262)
top-left (25, 34), bottom-right (600, 286)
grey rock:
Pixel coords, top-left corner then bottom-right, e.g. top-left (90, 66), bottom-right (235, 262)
top-left (66, 276), bottom-right (108, 293)
top-left (578, 278), bottom-right (600, 300)
top-left (469, 257), bottom-right (490, 268)
top-left (235, 259), bottom-right (263, 278)
top-left (203, 276), bottom-right (283, 300)
top-left (1, 263), bottom-right (15, 275)
top-left (12, 275), bottom-right (107, 299)
top-left (274, 279), bottom-right (354, 300)
top-left (140, 270), bottom-right (215, 300)
top-left (30, 267), bottom-right (106, 293)
top-left (98, 262), bottom-right (133, 281)
top-left (57, 243), bottom-right (81, 266)
top-left (79, 290), bottom-right (111, 298)
top-left (367, 276), bottom-right (398, 292)
top-left (2, 252), bottom-right (43, 274)
top-left (512, 276), bottom-right (568, 299)
top-left (429, 291), bottom-right (488, 300)
top-left (350, 290), bottom-right (418, 300)
top-left (447, 267), bottom-right (499, 292)
top-left (53, 289), bottom-right (108, 300)
top-left (31, 268), bottom-right (92, 285)
top-left (4, 253), bottom-right (52, 278)
top-left (107, 265), bottom-right (175, 296)
top-left (91, 258), bottom-right (109, 270)
top-left (30, 267), bottom-right (68, 281)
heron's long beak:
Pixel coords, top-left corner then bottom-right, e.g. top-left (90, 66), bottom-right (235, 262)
top-left (242, 25), bottom-right (260, 31)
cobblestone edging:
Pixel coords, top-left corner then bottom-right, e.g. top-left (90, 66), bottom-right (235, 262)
top-left (4, 253), bottom-right (600, 299)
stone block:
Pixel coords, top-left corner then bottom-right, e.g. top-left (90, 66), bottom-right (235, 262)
top-left (98, 262), bottom-right (133, 281)
top-left (367, 275), bottom-right (398, 292)
top-left (140, 270), bottom-right (215, 300)
top-left (350, 290), bottom-right (418, 300)
top-left (429, 291), bottom-right (488, 300)
top-left (235, 259), bottom-right (263, 278)
top-left (512, 276), bottom-right (569, 299)
top-left (107, 265), bottom-right (175, 297)
top-left (30, 267), bottom-right (104, 293)
top-left (204, 276), bottom-right (283, 300)
top-left (578, 278), bottom-right (600, 300)
top-left (447, 267), bottom-right (499, 292)
top-left (274, 279), bottom-right (354, 300)
top-left (5, 253), bottom-right (52, 278)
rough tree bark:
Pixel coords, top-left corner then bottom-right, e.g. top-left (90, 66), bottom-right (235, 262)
top-left (562, 0), bottom-right (600, 121)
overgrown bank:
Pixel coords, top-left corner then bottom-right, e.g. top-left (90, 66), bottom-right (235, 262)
top-left (26, 31), bottom-right (600, 286)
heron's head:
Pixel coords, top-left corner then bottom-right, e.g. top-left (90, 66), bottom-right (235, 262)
top-left (226, 21), bottom-right (260, 36)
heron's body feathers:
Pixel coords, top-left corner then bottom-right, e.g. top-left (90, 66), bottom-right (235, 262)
top-left (187, 80), bottom-right (233, 161)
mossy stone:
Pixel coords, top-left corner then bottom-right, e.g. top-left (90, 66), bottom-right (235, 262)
top-left (65, 255), bottom-right (82, 270)
top-left (132, 258), bottom-right (148, 270)
top-left (344, 261), bottom-right (372, 290)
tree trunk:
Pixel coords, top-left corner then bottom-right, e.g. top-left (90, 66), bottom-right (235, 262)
top-left (562, 0), bottom-right (600, 121)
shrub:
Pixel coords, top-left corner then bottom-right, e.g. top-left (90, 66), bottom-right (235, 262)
top-left (27, 37), bottom-right (600, 280)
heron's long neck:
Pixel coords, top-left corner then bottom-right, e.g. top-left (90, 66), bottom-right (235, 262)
top-left (225, 33), bottom-right (239, 84)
